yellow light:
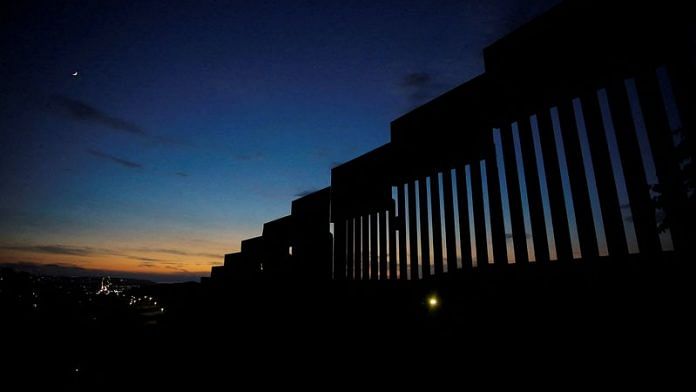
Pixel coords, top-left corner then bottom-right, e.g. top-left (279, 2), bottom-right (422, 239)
top-left (427, 295), bottom-right (439, 308)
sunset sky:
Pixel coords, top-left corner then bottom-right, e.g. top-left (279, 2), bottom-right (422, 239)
top-left (0, 0), bottom-right (561, 281)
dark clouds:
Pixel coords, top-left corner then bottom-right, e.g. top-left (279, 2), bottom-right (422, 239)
top-left (87, 149), bottom-right (144, 169)
top-left (135, 248), bottom-right (220, 259)
top-left (2, 243), bottom-right (219, 261)
top-left (1, 261), bottom-right (87, 274)
top-left (294, 189), bottom-right (317, 198)
top-left (1, 244), bottom-right (103, 256)
top-left (398, 72), bottom-right (447, 105)
top-left (401, 72), bottom-right (432, 88)
top-left (130, 256), bottom-right (163, 262)
top-left (49, 95), bottom-right (192, 147)
top-left (50, 95), bottom-right (146, 137)
top-left (0, 244), bottom-right (217, 281)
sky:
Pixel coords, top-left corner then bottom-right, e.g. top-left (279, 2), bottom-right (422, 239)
top-left (0, 0), bottom-right (562, 282)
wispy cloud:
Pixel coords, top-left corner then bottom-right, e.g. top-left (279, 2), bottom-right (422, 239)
top-left (49, 95), bottom-right (192, 149)
top-left (4, 261), bottom-right (86, 270)
top-left (135, 248), bottom-right (220, 259)
top-left (87, 148), bottom-right (144, 169)
top-left (175, 172), bottom-right (189, 177)
top-left (400, 72), bottom-right (433, 102)
top-left (0, 262), bottom-right (88, 277)
top-left (129, 256), bottom-right (163, 262)
top-left (294, 189), bottom-right (317, 198)
top-left (138, 261), bottom-right (191, 273)
top-left (1, 243), bottom-right (218, 262)
top-left (1, 244), bottom-right (104, 256)
top-left (398, 72), bottom-right (447, 105)
top-left (50, 95), bottom-right (146, 137)
top-left (163, 265), bottom-right (190, 273)
top-left (401, 72), bottom-right (432, 88)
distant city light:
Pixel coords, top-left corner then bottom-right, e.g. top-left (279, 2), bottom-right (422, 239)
top-left (96, 276), bottom-right (112, 295)
top-left (160, 308), bottom-right (165, 312)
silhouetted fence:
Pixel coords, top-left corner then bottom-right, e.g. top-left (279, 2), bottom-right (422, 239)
top-left (210, 0), bottom-right (694, 285)
top-left (331, 0), bottom-right (694, 281)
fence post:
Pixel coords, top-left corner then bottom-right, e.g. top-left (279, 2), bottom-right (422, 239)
top-left (580, 90), bottom-right (628, 256)
top-left (557, 99), bottom-right (599, 258)
top-left (537, 108), bottom-right (574, 260)
top-left (500, 123), bottom-right (529, 263)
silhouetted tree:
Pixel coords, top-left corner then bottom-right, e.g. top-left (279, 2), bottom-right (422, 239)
top-left (652, 127), bottom-right (695, 244)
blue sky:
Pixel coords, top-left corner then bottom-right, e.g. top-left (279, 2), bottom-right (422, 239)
top-left (0, 0), bottom-right (561, 280)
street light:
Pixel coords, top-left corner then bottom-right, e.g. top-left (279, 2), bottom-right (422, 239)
top-left (427, 294), bottom-right (439, 310)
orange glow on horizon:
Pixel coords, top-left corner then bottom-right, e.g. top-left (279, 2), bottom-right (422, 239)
top-left (0, 236), bottom-right (248, 279)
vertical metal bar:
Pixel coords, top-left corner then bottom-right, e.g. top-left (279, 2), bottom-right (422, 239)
top-left (606, 79), bottom-right (661, 254)
top-left (362, 214), bottom-right (370, 280)
top-left (418, 178), bottom-right (431, 278)
top-left (379, 210), bottom-right (387, 280)
top-left (442, 170), bottom-right (458, 273)
top-left (370, 213), bottom-right (378, 280)
top-left (486, 145), bottom-right (509, 265)
top-left (518, 117), bottom-right (550, 262)
top-left (430, 174), bottom-right (444, 274)
top-left (408, 181), bottom-right (419, 279)
top-left (333, 217), bottom-right (346, 280)
top-left (557, 99), bottom-right (600, 258)
top-left (580, 90), bottom-right (628, 256)
top-left (537, 108), bottom-right (574, 260)
top-left (501, 123), bottom-right (530, 263)
top-left (456, 166), bottom-right (473, 270)
top-left (389, 200), bottom-right (398, 280)
top-left (470, 162), bottom-right (489, 266)
top-left (639, 66), bottom-right (691, 255)
top-left (354, 215), bottom-right (362, 280)
top-left (398, 184), bottom-right (408, 280)
top-left (346, 217), bottom-right (354, 280)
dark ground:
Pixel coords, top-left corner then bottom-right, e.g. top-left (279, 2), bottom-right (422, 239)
top-left (2, 255), bottom-right (692, 389)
